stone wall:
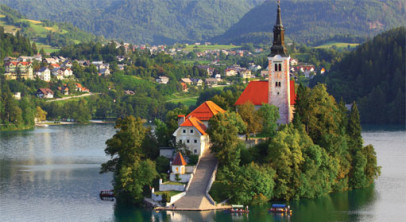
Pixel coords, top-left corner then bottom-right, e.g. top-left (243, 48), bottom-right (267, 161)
top-left (159, 179), bottom-right (185, 192)
top-left (170, 173), bottom-right (191, 183)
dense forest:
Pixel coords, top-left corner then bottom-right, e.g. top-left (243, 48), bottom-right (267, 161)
top-left (0, 0), bottom-right (264, 44)
top-left (311, 27), bottom-right (405, 124)
top-left (214, 0), bottom-right (406, 45)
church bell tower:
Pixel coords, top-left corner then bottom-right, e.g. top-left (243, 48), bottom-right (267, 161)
top-left (268, 0), bottom-right (292, 124)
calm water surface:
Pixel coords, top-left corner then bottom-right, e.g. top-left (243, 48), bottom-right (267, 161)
top-left (0, 124), bottom-right (405, 222)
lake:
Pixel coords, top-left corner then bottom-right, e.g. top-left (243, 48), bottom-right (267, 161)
top-left (0, 124), bottom-right (405, 222)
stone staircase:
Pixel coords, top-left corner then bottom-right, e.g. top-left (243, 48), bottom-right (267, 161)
top-left (173, 151), bottom-right (218, 210)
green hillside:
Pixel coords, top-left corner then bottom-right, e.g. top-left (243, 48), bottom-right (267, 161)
top-left (213, 0), bottom-right (406, 45)
top-left (0, 5), bottom-right (98, 53)
top-left (311, 27), bottom-right (405, 124)
top-left (0, 0), bottom-right (265, 44)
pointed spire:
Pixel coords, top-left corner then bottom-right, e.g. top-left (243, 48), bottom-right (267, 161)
top-left (269, 0), bottom-right (288, 57)
top-left (276, 0), bottom-right (283, 27)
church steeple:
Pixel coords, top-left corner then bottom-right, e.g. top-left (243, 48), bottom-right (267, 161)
top-left (270, 0), bottom-right (288, 57)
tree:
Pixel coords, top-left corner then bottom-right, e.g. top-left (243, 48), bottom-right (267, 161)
top-left (208, 112), bottom-right (246, 167)
top-left (100, 116), bottom-right (158, 204)
top-left (257, 103), bottom-right (279, 139)
top-left (35, 106), bottom-right (47, 122)
top-left (237, 102), bottom-right (262, 137)
top-left (347, 101), bottom-right (363, 151)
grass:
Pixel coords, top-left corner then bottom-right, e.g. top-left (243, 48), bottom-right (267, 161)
top-left (166, 92), bottom-right (198, 107)
top-left (183, 44), bottom-right (239, 52)
top-left (314, 42), bottom-right (359, 49)
top-left (162, 181), bottom-right (185, 185)
top-left (36, 42), bottom-right (59, 54)
top-left (154, 190), bottom-right (182, 197)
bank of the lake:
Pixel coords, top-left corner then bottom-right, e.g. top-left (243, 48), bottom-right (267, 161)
top-left (0, 124), bottom-right (405, 221)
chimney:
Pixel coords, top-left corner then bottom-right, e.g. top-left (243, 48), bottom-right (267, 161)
top-left (178, 115), bottom-right (185, 126)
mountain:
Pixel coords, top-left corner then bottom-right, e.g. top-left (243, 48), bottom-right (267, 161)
top-left (213, 0), bottom-right (406, 44)
top-left (310, 27), bottom-right (405, 124)
top-left (0, 5), bottom-right (98, 52)
top-left (0, 0), bottom-right (265, 44)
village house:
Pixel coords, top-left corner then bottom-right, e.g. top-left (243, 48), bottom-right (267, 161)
top-left (57, 85), bottom-right (69, 95)
top-left (156, 76), bottom-right (169, 84)
top-left (239, 68), bottom-right (252, 79)
top-left (190, 78), bottom-right (203, 87)
top-left (205, 78), bottom-right (218, 87)
top-left (75, 83), bottom-right (90, 93)
top-left (196, 65), bottom-right (215, 76)
top-left (4, 61), bottom-right (34, 80)
top-left (36, 88), bottom-right (54, 99)
top-left (44, 58), bottom-right (59, 65)
top-left (99, 68), bottom-right (111, 76)
top-left (290, 58), bottom-right (298, 66)
top-left (35, 67), bottom-right (51, 82)
top-left (173, 101), bottom-right (225, 156)
top-left (13, 92), bottom-right (21, 100)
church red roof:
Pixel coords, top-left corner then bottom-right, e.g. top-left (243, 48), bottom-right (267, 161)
top-left (186, 101), bottom-right (226, 121)
top-left (172, 152), bottom-right (187, 166)
top-left (290, 80), bottom-right (296, 105)
top-left (234, 81), bottom-right (269, 106)
top-left (234, 80), bottom-right (296, 106)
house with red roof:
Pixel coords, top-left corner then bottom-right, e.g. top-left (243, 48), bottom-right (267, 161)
top-left (173, 101), bottom-right (226, 156)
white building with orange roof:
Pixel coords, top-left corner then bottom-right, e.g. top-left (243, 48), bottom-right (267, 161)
top-left (173, 101), bottom-right (225, 156)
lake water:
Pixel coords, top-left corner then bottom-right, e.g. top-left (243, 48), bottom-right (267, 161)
top-left (0, 124), bottom-right (405, 222)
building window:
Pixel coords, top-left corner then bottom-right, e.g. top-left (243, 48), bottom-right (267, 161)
top-left (183, 129), bottom-right (186, 133)
top-left (274, 64), bottom-right (277, 71)
top-left (190, 129), bottom-right (194, 133)
top-left (275, 82), bottom-right (278, 87)
top-left (194, 149), bottom-right (197, 154)
top-left (279, 64), bottom-right (282, 71)
top-left (194, 139), bottom-right (197, 143)
top-left (187, 139), bottom-right (190, 143)
top-left (278, 82), bottom-right (281, 87)
top-left (179, 139), bottom-right (182, 143)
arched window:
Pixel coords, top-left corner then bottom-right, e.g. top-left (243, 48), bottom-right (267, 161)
top-left (274, 64), bottom-right (277, 72)
top-left (279, 64), bottom-right (282, 71)
top-left (275, 82), bottom-right (278, 87)
top-left (279, 82), bottom-right (281, 87)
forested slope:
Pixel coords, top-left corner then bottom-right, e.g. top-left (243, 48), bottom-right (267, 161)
top-left (311, 27), bottom-right (405, 124)
top-left (214, 0), bottom-right (406, 44)
top-left (0, 0), bottom-right (264, 44)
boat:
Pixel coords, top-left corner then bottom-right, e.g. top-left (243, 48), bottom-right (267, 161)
top-left (99, 190), bottom-right (114, 201)
top-left (227, 205), bottom-right (249, 214)
top-left (269, 204), bottom-right (292, 215)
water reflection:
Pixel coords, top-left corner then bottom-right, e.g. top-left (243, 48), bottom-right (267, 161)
top-left (1, 124), bottom-right (405, 222)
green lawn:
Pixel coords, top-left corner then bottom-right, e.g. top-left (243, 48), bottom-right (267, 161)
top-left (314, 42), bottom-right (359, 49)
top-left (162, 181), bottom-right (185, 185)
top-left (183, 44), bottom-right (239, 52)
top-left (166, 93), bottom-right (198, 107)
top-left (154, 190), bottom-right (182, 197)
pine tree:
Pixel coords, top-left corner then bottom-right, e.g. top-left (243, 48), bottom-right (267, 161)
top-left (347, 101), bottom-right (363, 152)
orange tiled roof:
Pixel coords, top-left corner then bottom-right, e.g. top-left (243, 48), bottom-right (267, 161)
top-left (180, 116), bottom-right (207, 135)
top-left (234, 81), bottom-right (268, 105)
top-left (172, 152), bottom-right (187, 166)
top-left (186, 101), bottom-right (226, 121)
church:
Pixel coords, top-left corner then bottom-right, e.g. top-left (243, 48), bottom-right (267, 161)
top-left (235, 2), bottom-right (296, 124)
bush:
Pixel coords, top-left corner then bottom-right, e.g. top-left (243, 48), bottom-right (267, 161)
top-left (188, 154), bottom-right (199, 165)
